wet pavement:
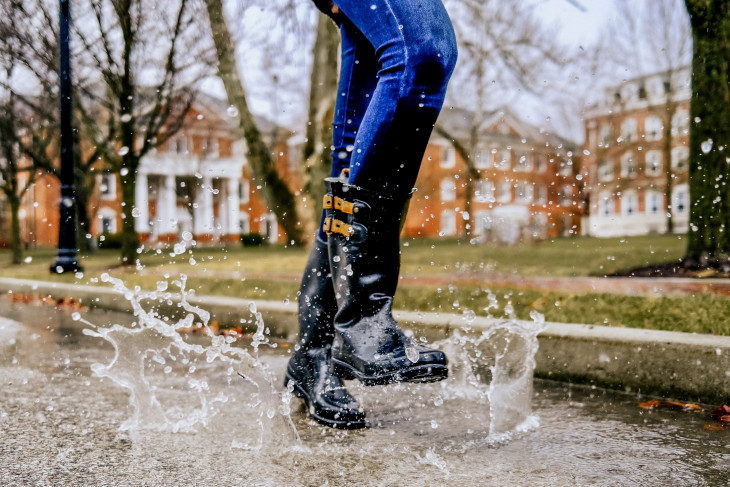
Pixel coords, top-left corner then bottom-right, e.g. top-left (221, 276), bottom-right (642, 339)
top-left (1, 300), bottom-right (729, 486)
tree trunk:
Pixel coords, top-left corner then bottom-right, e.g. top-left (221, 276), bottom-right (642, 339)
top-left (684, 0), bottom-right (730, 261)
top-left (9, 196), bottom-right (22, 265)
top-left (303, 16), bottom-right (340, 227)
top-left (204, 0), bottom-right (306, 246)
top-left (119, 159), bottom-right (140, 264)
top-left (664, 102), bottom-right (676, 235)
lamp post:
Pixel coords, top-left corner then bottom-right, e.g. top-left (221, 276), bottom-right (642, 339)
top-left (51, 0), bottom-right (82, 274)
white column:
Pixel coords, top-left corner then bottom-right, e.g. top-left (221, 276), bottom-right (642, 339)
top-left (227, 178), bottom-right (241, 236)
top-left (194, 176), bottom-right (214, 235)
top-left (157, 174), bottom-right (177, 234)
top-left (134, 173), bottom-right (150, 233)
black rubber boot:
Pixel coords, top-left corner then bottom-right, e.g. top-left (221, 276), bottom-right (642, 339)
top-left (323, 180), bottom-right (448, 386)
top-left (284, 235), bottom-right (366, 429)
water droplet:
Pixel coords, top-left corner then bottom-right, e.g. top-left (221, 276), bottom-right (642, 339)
top-left (405, 346), bottom-right (419, 363)
top-left (24, 257), bottom-right (32, 263)
top-left (120, 113), bottom-right (132, 123)
top-left (701, 139), bottom-right (713, 154)
top-left (131, 207), bottom-right (142, 218)
top-left (248, 302), bottom-right (257, 314)
top-left (120, 167), bottom-right (129, 176)
top-left (71, 312), bottom-right (81, 321)
top-left (332, 255), bottom-right (341, 262)
top-left (156, 281), bottom-right (168, 292)
top-left (118, 146), bottom-right (130, 156)
top-left (462, 309), bottom-right (476, 323)
top-left (226, 105), bottom-right (239, 117)
top-left (182, 231), bottom-right (193, 241)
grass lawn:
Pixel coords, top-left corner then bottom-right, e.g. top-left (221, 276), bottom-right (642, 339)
top-left (1, 234), bottom-right (728, 335)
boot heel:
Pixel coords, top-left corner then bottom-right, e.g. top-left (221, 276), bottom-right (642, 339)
top-left (331, 359), bottom-right (357, 381)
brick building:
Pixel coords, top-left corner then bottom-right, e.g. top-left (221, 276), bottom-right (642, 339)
top-left (404, 108), bottom-right (581, 243)
top-left (581, 67), bottom-right (691, 237)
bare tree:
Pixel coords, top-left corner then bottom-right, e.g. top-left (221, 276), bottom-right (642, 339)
top-left (437, 0), bottom-right (572, 239)
top-left (70, 0), bottom-right (215, 264)
top-left (204, 0), bottom-right (308, 246)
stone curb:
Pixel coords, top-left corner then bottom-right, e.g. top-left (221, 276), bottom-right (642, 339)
top-left (0, 277), bottom-right (728, 404)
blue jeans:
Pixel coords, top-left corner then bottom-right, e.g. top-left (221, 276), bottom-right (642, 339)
top-left (316, 0), bottom-right (457, 238)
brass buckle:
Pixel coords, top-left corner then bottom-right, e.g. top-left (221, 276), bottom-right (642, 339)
top-left (334, 196), bottom-right (355, 215)
top-left (323, 194), bottom-right (333, 209)
top-left (323, 217), bottom-right (352, 237)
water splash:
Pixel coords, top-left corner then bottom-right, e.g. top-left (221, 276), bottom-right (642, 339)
top-left (81, 273), bottom-right (298, 450)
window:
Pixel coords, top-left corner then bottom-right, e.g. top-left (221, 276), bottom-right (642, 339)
top-left (475, 179), bottom-right (495, 203)
top-left (495, 150), bottom-right (511, 170)
top-left (474, 148), bottom-right (491, 169)
top-left (598, 192), bottom-right (614, 217)
top-left (621, 118), bottom-right (637, 143)
top-left (622, 190), bottom-right (638, 216)
top-left (559, 158), bottom-right (573, 177)
top-left (498, 181), bottom-right (512, 203)
top-left (173, 136), bottom-right (188, 154)
top-left (645, 190), bottom-right (662, 215)
top-left (621, 83), bottom-right (638, 102)
top-left (259, 212), bottom-right (278, 243)
top-left (515, 152), bottom-right (532, 172)
top-left (645, 116), bottom-right (663, 141)
top-left (599, 124), bottom-right (612, 147)
top-left (99, 173), bottom-right (116, 200)
top-left (440, 210), bottom-right (456, 236)
top-left (440, 145), bottom-right (455, 168)
top-left (440, 178), bottom-right (456, 201)
top-left (671, 146), bottom-right (689, 172)
top-left (535, 185), bottom-right (547, 204)
top-left (598, 159), bottom-right (613, 182)
top-left (239, 180), bottom-right (250, 204)
top-left (473, 210), bottom-right (492, 236)
top-left (621, 152), bottom-right (637, 178)
top-left (203, 137), bottom-right (219, 158)
top-left (515, 182), bottom-right (534, 203)
top-left (671, 110), bottom-right (689, 137)
top-left (645, 151), bottom-right (663, 177)
top-left (560, 184), bottom-right (573, 206)
top-left (97, 209), bottom-right (117, 234)
top-left (239, 212), bottom-right (250, 234)
top-left (672, 186), bottom-right (688, 214)
top-left (535, 153), bottom-right (547, 172)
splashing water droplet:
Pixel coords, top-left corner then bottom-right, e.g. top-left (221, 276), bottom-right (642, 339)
top-left (701, 139), bottom-right (713, 154)
top-left (71, 312), bottom-right (81, 321)
top-left (120, 167), bottom-right (129, 176)
top-left (24, 257), bottom-right (32, 263)
top-left (405, 346), bottom-right (419, 363)
top-left (248, 302), bottom-right (257, 314)
top-left (118, 147), bottom-right (130, 157)
top-left (131, 208), bottom-right (142, 218)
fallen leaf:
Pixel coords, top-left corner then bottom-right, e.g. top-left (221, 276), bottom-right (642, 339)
top-left (639, 400), bottom-right (702, 411)
top-left (704, 423), bottom-right (726, 431)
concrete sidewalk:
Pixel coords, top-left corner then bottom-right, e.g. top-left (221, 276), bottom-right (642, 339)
top-left (0, 276), bottom-right (728, 404)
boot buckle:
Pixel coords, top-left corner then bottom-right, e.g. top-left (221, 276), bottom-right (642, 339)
top-left (323, 217), bottom-right (352, 237)
top-left (334, 196), bottom-right (355, 215)
top-left (323, 195), bottom-right (333, 209)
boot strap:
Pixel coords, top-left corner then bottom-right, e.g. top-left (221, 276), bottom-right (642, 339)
top-left (323, 217), bottom-right (353, 237)
top-left (323, 195), bottom-right (356, 215)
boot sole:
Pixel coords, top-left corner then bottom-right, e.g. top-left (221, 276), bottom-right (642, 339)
top-left (331, 358), bottom-right (449, 387)
top-left (284, 372), bottom-right (367, 430)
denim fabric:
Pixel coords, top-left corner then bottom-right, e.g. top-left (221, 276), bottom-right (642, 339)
top-left (317, 0), bottom-right (457, 239)
top-left (328, 0), bottom-right (457, 190)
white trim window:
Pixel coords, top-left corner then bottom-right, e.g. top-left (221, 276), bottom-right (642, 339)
top-left (598, 158), bottom-right (613, 182)
top-left (97, 208), bottom-right (118, 234)
top-left (671, 109), bottom-right (689, 137)
top-left (173, 136), bottom-right (188, 155)
top-left (474, 148), bottom-right (492, 170)
top-left (515, 152), bottom-right (532, 172)
top-left (621, 190), bottom-right (639, 216)
top-left (620, 118), bottom-right (638, 143)
top-left (99, 173), bottom-right (117, 201)
top-left (671, 146), bottom-right (689, 172)
top-left (598, 192), bottom-right (614, 217)
top-left (599, 124), bottom-right (612, 147)
top-left (645, 150), bottom-right (663, 177)
top-left (515, 182), bottom-right (534, 203)
top-left (645, 116), bottom-right (663, 141)
top-left (203, 137), bottom-right (219, 158)
top-left (440, 210), bottom-right (456, 236)
top-left (645, 190), bottom-right (663, 216)
top-left (672, 185), bottom-right (689, 215)
top-left (559, 158), bottom-right (573, 177)
top-left (620, 151), bottom-right (637, 178)
top-left (440, 178), bottom-right (456, 202)
top-left (534, 153), bottom-right (547, 173)
top-left (239, 211), bottom-right (250, 234)
top-left (440, 145), bottom-right (456, 168)
top-left (239, 179), bottom-right (250, 204)
top-left (473, 210), bottom-right (492, 236)
top-left (475, 179), bottom-right (495, 203)
top-left (260, 212), bottom-right (278, 243)
top-left (560, 184), bottom-right (573, 206)
top-left (535, 185), bottom-right (547, 204)
top-left (495, 150), bottom-right (511, 170)
top-left (498, 181), bottom-right (512, 203)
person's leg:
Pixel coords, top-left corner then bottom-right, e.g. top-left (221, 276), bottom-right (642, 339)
top-left (332, 0), bottom-right (458, 193)
top-left (286, 16), bottom-right (378, 429)
top-left (322, 0), bottom-right (457, 385)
